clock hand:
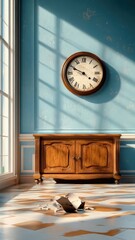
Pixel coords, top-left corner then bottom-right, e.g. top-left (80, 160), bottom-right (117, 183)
top-left (70, 65), bottom-right (92, 80)
top-left (75, 68), bottom-right (91, 79)
top-left (70, 65), bottom-right (87, 76)
top-left (70, 65), bottom-right (83, 73)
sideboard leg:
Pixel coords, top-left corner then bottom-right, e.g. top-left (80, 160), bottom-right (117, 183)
top-left (34, 178), bottom-right (43, 184)
top-left (115, 179), bottom-right (119, 184)
top-left (35, 179), bottom-right (40, 184)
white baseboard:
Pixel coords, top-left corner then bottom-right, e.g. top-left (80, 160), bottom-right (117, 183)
top-left (120, 175), bottom-right (135, 183)
top-left (19, 175), bottom-right (35, 183)
top-left (0, 176), bottom-right (18, 190)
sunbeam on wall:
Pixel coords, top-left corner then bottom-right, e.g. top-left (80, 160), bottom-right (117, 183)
top-left (20, 0), bottom-right (135, 181)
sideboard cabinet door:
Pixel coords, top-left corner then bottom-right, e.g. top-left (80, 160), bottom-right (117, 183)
top-left (76, 140), bottom-right (113, 174)
top-left (41, 140), bottom-right (76, 173)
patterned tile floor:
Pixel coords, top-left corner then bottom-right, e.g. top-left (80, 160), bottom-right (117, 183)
top-left (0, 180), bottom-right (135, 240)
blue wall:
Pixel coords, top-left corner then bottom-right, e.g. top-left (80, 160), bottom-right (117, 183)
top-left (20, 0), bottom-right (135, 180)
top-left (20, 0), bottom-right (135, 134)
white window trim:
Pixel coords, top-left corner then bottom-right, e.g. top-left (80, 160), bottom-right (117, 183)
top-left (0, 0), bottom-right (19, 189)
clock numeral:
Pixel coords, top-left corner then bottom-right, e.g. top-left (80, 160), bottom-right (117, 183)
top-left (89, 60), bottom-right (93, 64)
top-left (83, 84), bottom-right (86, 90)
top-left (95, 71), bottom-right (100, 75)
top-left (75, 59), bottom-right (80, 64)
top-left (89, 83), bottom-right (94, 89)
top-left (93, 64), bottom-right (98, 68)
top-left (69, 77), bottom-right (74, 84)
top-left (82, 57), bottom-right (86, 63)
top-left (93, 77), bottom-right (98, 82)
top-left (67, 71), bottom-right (73, 75)
top-left (74, 82), bottom-right (79, 88)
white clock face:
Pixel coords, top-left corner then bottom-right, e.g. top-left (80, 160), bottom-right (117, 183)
top-left (66, 55), bottom-right (104, 92)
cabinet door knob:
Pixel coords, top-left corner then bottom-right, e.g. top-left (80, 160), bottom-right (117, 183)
top-left (72, 156), bottom-right (76, 160)
top-left (77, 156), bottom-right (81, 160)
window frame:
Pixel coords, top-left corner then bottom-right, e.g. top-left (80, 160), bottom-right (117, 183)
top-left (0, 0), bottom-right (19, 188)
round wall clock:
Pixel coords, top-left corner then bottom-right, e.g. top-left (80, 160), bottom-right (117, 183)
top-left (61, 51), bottom-right (106, 96)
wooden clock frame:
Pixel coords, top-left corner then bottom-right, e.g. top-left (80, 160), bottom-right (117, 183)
top-left (61, 52), bottom-right (106, 96)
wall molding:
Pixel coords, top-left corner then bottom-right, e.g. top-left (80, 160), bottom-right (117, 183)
top-left (121, 170), bottom-right (135, 173)
top-left (19, 134), bottom-right (34, 141)
top-left (120, 134), bottom-right (135, 140)
top-left (21, 146), bottom-right (35, 173)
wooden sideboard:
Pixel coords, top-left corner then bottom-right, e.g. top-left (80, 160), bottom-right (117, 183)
top-left (33, 134), bottom-right (121, 184)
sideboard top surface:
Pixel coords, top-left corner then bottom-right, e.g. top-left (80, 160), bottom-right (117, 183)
top-left (33, 133), bottom-right (121, 139)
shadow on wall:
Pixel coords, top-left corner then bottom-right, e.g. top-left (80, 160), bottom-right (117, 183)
top-left (38, 0), bottom-right (135, 62)
top-left (82, 63), bottom-right (121, 103)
